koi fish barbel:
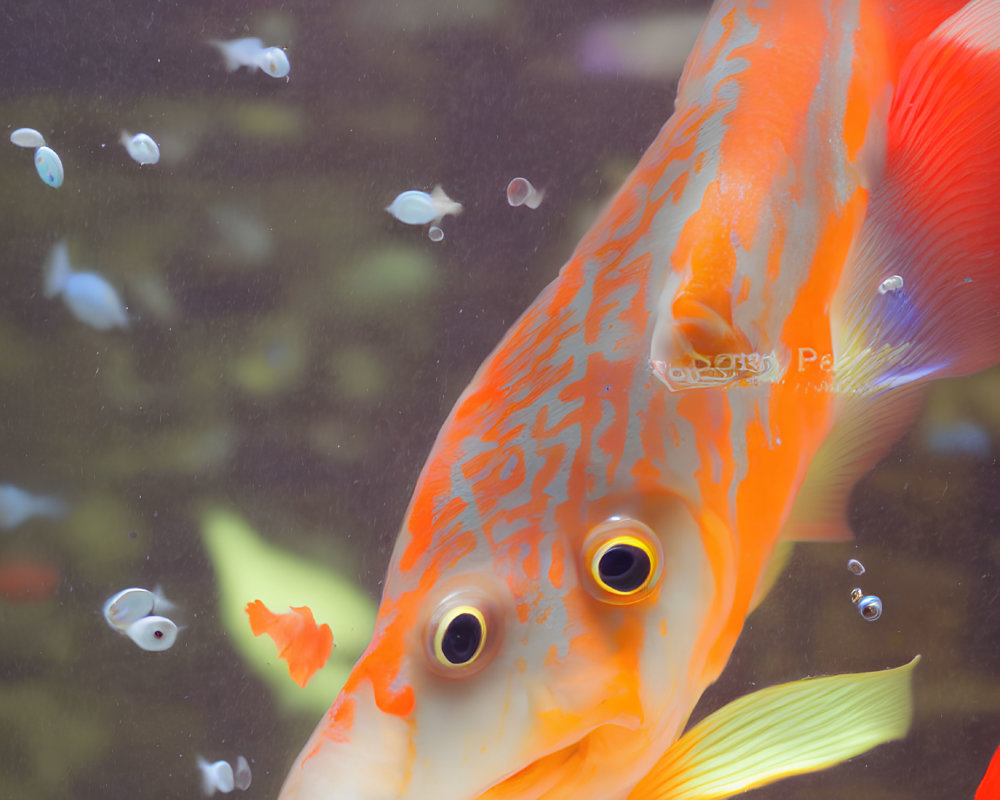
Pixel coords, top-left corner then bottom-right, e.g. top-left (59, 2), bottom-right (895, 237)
top-left (278, 2), bottom-right (1000, 798)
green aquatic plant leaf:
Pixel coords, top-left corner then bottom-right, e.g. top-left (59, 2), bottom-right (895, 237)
top-left (200, 507), bottom-right (376, 713)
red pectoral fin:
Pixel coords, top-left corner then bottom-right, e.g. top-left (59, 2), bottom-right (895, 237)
top-left (246, 599), bottom-right (334, 688)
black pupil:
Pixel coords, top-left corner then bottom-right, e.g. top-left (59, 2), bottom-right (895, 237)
top-left (598, 544), bottom-right (651, 593)
top-left (153, 630), bottom-right (163, 638)
top-left (441, 612), bottom-right (483, 664)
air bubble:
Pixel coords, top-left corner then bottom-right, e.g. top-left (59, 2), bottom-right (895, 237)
top-left (506, 177), bottom-right (544, 209)
top-left (856, 595), bottom-right (883, 621)
top-left (877, 275), bottom-right (903, 294)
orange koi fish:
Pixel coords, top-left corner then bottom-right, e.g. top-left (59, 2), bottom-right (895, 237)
top-left (977, 744), bottom-right (1000, 800)
top-left (246, 600), bottom-right (333, 688)
top-left (281, 1), bottom-right (1000, 798)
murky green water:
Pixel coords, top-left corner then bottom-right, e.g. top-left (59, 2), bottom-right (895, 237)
top-left (0, 2), bottom-right (997, 799)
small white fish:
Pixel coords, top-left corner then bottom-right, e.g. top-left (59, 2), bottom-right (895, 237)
top-left (506, 177), bottom-right (544, 209)
top-left (234, 755), bottom-right (252, 791)
top-left (198, 757), bottom-right (235, 795)
top-left (385, 185), bottom-right (463, 226)
top-left (0, 484), bottom-right (66, 530)
top-left (125, 615), bottom-right (179, 651)
top-left (34, 146), bottom-right (63, 188)
top-left (208, 37), bottom-right (290, 78)
top-left (10, 127), bottom-right (46, 148)
top-left (120, 131), bottom-right (160, 165)
top-left (103, 585), bottom-right (175, 631)
top-left (43, 241), bottom-right (129, 330)
top-left (103, 588), bottom-right (154, 630)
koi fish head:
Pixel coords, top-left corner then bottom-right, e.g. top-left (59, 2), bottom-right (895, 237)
top-left (278, 475), bottom-right (736, 800)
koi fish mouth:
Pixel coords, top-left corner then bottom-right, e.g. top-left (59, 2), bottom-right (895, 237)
top-left (478, 740), bottom-right (590, 800)
top-left (478, 721), bottom-right (639, 800)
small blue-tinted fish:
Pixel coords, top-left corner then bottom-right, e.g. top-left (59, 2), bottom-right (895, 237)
top-left (120, 131), bottom-right (160, 165)
top-left (0, 484), bottom-right (66, 530)
top-left (33, 146), bottom-right (63, 188)
top-left (385, 186), bottom-right (462, 226)
top-left (198, 754), bottom-right (252, 795)
top-left (198, 757), bottom-right (235, 795)
top-left (43, 241), bottom-right (129, 330)
top-left (209, 37), bottom-right (290, 78)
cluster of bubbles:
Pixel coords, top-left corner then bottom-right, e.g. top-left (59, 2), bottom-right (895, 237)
top-left (846, 558), bottom-right (883, 621)
top-left (102, 587), bottom-right (179, 651)
top-left (198, 755), bottom-right (252, 796)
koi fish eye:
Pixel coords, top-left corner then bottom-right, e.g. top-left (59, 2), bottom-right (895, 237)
top-left (583, 517), bottom-right (663, 604)
top-left (424, 586), bottom-right (504, 677)
top-left (434, 606), bottom-right (486, 665)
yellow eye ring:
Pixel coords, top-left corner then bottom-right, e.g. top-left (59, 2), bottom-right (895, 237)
top-left (423, 578), bottom-right (508, 678)
top-left (583, 517), bottom-right (662, 604)
top-left (432, 605), bottom-right (487, 667)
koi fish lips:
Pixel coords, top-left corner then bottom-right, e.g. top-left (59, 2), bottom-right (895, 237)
top-left (281, 674), bottom-right (645, 800)
top-left (477, 723), bottom-right (642, 800)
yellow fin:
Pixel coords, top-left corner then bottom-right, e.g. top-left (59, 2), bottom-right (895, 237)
top-left (628, 656), bottom-right (919, 800)
top-left (781, 387), bottom-right (925, 543)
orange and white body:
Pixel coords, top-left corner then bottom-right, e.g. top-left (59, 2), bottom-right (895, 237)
top-left (279, 2), bottom-right (1000, 799)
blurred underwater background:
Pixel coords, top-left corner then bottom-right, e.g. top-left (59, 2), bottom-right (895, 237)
top-left (0, 0), bottom-right (997, 798)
